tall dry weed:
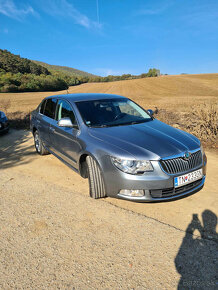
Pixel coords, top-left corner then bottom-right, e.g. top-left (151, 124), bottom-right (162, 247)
top-left (155, 102), bottom-right (217, 148)
top-left (186, 103), bottom-right (217, 146)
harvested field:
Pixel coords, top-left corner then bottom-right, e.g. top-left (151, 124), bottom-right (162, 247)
top-left (0, 73), bottom-right (217, 147)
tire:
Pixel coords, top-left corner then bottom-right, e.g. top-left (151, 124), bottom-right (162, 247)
top-left (86, 156), bottom-right (106, 199)
top-left (34, 130), bottom-right (49, 155)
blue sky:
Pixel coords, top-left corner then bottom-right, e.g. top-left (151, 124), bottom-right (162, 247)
top-left (0, 0), bottom-right (217, 76)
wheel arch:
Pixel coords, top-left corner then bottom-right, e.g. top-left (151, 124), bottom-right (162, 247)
top-left (32, 126), bottom-right (37, 134)
top-left (78, 151), bottom-right (105, 179)
top-left (79, 153), bottom-right (89, 178)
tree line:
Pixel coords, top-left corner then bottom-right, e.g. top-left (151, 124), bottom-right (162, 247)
top-left (0, 49), bottom-right (160, 93)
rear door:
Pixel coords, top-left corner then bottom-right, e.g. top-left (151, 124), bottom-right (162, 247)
top-left (39, 98), bottom-right (57, 147)
top-left (49, 99), bottom-right (81, 169)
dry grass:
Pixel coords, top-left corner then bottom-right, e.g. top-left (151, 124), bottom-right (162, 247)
top-left (185, 103), bottom-right (217, 147)
top-left (0, 99), bottom-right (11, 114)
top-left (155, 103), bottom-right (217, 148)
top-left (0, 73), bottom-right (217, 147)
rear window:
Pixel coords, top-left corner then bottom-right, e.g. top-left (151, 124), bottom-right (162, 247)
top-left (44, 98), bottom-right (57, 119)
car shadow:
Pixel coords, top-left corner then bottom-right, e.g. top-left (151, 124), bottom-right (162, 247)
top-left (0, 129), bottom-right (36, 169)
top-left (175, 210), bottom-right (218, 289)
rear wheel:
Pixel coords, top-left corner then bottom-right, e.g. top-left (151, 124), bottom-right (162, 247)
top-left (34, 130), bottom-right (49, 155)
top-left (86, 156), bottom-right (106, 199)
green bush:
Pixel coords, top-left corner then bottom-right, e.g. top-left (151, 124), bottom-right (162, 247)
top-left (1, 84), bottom-right (19, 92)
top-left (0, 73), bottom-right (68, 92)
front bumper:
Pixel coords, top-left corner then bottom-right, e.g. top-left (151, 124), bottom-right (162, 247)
top-left (116, 176), bottom-right (205, 202)
top-left (99, 156), bottom-right (206, 202)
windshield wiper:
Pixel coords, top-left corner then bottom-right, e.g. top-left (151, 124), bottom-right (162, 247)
top-left (91, 124), bottom-right (110, 128)
top-left (90, 119), bottom-right (152, 128)
top-left (119, 119), bottom-right (151, 126)
top-left (131, 119), bottom-right (152, 124)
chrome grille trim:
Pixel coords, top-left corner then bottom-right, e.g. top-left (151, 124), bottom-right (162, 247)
top-left (160, 150), bottom-right (203, 174)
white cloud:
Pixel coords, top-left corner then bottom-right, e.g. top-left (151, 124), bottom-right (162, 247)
top-left (0, 0), bottom-right (35, 20)
top-left (41, 0), bottom-right (102, 30)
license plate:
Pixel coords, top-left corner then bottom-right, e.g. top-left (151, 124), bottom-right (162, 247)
top-left (174, 169), bottom-right (203, 188)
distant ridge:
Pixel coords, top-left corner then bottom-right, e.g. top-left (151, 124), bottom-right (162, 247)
top-left (33, 60), bottom-right (97, 78)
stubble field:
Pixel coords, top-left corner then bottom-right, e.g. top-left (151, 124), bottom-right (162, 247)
top-left (0, 73), bottom-right (217, 148)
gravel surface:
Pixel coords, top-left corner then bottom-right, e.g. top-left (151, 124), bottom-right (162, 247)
top-left (0, 130), bottom-right (217, 289)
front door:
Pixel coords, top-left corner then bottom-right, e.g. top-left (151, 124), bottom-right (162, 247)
top-left (49, 99), bottom-right (82, 169)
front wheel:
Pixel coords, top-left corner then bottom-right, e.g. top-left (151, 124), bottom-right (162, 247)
top-left (86, 156), bottom-right (106, 199)
top-left (34, 130), bottom-right (49, 155)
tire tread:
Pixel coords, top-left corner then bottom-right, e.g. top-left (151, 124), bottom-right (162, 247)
top-left (86, 156), bottom-right (106, 199)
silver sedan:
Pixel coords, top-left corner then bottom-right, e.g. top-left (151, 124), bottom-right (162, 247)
top-left (30, 93), bottom-right (207, 202)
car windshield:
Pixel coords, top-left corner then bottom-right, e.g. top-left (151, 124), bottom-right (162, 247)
top-left (76, 98), bottom-right (152, 127)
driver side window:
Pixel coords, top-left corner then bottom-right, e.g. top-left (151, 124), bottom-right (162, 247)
top-left (56, 100), bottom-right (77, 126)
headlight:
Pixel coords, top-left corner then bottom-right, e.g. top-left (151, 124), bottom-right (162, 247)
top-left (111, 157), bottom-right (153, 174)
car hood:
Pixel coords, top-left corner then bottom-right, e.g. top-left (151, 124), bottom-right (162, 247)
top-left (88, 119), bottom-right (200, 160)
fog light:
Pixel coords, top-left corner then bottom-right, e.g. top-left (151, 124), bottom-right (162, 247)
top-left (119, 189), bottom-right (144, 197)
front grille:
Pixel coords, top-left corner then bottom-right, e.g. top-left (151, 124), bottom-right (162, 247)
top-left (150, 178), bottom-right (203, 198)
top-left (160, 150), bottom-right (202, 174)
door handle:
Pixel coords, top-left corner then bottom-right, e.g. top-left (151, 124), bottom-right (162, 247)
top-left (50, 127), bottom-right (55, 133)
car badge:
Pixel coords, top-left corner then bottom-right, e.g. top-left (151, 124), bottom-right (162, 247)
top-left (183, 151), bottom-right (191, 160)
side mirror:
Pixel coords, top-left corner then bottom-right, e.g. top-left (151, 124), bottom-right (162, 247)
top-left (147, 109), bottom-right (154, 116)
top-left (58, 117), bottom-right (73, 127)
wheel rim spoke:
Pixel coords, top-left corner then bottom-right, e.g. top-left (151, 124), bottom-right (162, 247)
top-left (35, 134), bottom-right (41, 152)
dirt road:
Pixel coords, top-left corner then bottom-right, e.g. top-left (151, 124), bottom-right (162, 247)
top-left (0, 130), bottom-right (217, 289)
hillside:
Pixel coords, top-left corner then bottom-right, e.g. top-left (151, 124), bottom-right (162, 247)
top-left (0, 49), bottom-right (160, 93)
top-left (33, 60), bottom-right (97, 78)
top-left (1, 73), bottom-right (217, 112)
top-left (0, 49), bottom-right (96, 92)
top-left (0, 49), bottom-right (50, 75)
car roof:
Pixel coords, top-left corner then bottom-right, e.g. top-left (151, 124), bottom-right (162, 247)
top-left (45, 93), bottom-right (127, 103)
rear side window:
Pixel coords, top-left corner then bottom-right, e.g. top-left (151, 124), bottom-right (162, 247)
top-left (40, 100), bottom-right (46, 114)
top-left (44, 98), bottom-right (57, 119)
top-left (56, 100), bottom-right (76, 124)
